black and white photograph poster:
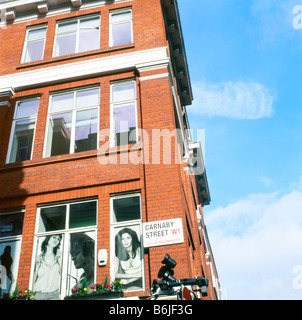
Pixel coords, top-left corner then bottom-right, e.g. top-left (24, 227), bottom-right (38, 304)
top-left (114, 225), bottom-right (143, 291)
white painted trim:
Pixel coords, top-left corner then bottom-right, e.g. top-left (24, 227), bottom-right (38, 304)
top-left (0, 0), bottom-right (132, 26)
top-left (0, 101), bottom-right (11, 107)
top-left (0, 47), bottom-right (170, 92)
top-left (139, 73), bottom-right (169, 82)
top-left (0, 87), bottom-right (15, 98)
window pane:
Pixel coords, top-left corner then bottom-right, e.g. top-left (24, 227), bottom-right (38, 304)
top-left (33, 234), bottom-right (63, 300)
top-left (113, 196), bottom-right (141, 223)
top-left (9, 119), bottom-right (35, 163)
top-left (75, 108), bottom-right (98, 153)
top-left (112, 82), bottom-right (135, 102)
top-left (112, 21), bottom-right (132, 46)
top-left (80, 16), bottom-right (100, 28)
top-left (27, 27), bottom-right (47, 40)
top-left (57, 21), bottom-right (77, 33)
top-left (39, 206), bottom-right (66, 232)
top-left (0, 213), bottom-right (24, 237)
top-left (68, 231), bottom-right (95, 290)
top-left (24, 39), bottom-right (45, 62)
top-left (0, 240), bottom-right (22, 298)
top-left (69, 201), bottom-right (97, 229)
top-left (51, 93), bottom-right (74, 113)
top-left (111, 11), bottom-right (132, 23)
top-left (76, 88), bottom-right (99, 109)
top-left (113, 102), bottom-right (136, 146)
top-left (46, 112), bottom-right (72, 157)
top-left (78, 28), bottom-right (99, 52)
top-left (15, 99), bottom-right (39, 119)
top-left (55, 33), bottom-right (77, 56)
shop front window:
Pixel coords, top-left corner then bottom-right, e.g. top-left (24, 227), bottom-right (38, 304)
top-left (0, 211), bottom-right (24, 298)
top-left (111, 194), bottom-right (144, 292)
top-left (32, 200), bottom-right (97, 299)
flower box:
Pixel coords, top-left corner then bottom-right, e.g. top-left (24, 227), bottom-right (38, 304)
top-left (64, 291), bottom-right (124, 300)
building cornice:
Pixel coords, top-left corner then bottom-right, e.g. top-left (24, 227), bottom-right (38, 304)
top-left (0, 0), bottom-right (131, 24)
top-left (0, 87), bottom-right (15, 108)
top-left (0, 47), bottom-right (170, 92)
top-left (188, 141), bottom-right (211, 206)
top-left (161, 0), bottom-right (193, 106)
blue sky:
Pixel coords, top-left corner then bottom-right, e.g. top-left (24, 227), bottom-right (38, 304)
top-left (178, 0), bottom-right (302, 299)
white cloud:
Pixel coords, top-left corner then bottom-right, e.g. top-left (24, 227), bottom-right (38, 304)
top-left (204, 184), bottom-right (302, 299)
top-left (191, 79), bottom-right (275, 119)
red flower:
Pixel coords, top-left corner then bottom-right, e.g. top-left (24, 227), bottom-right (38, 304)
top-left (106, 284), bottom-right (112, 290)
top-left (90, 285), bottom-right (96, 290)
top-left (72, 288), bottom-right (78, 292)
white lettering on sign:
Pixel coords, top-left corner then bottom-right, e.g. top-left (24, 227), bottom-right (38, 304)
top-left (143, 218), bottom-right (184, 248)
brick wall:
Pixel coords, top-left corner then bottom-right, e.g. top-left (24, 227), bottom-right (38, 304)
top-left (0, 0), bottom-right (216, 300)
top-left (0, 0), bottom-right (167, 76)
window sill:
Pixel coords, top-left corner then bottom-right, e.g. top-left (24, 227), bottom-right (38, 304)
top-left (16, 43), bottom-right (135, 70)
top-left (0, 142), bottom-right (143, 171)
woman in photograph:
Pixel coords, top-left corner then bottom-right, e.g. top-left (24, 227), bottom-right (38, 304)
top-left (33, 234), bottom-right (62, 300)
top-left (115, 227), bottom-right (142, 290)
top-left (69, 232), bottom-right (95, 290)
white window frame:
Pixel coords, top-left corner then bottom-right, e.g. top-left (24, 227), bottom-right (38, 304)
top-left (21, 25), bottom-right (47, 63)
top-left (110, 193), bottom-right (145, 292)
top-left (110, 80), bottom-right (138, 147)
top-left (6, 97), bottom-right (39, 164)
top-left (30, 198), bottom-right (98, 299)
top-left (53, 14), bottom-right (100, 57)
top-left (43, 86), bottom-right (100, 158)
top-left (0, 210), bottom-right (25, 298)
top-left (109, 8), bottom-right (133, 47)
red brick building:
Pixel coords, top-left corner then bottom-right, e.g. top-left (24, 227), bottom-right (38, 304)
top-left (0, 0), bottom-right (220, 300)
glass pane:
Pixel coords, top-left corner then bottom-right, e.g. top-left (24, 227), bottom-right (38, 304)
top-left (78, 28), bottom-right (99, 52)
top-left (9, 119), bottom-right (35, 163)
top-left (0, 240), bottom-right (21, 298)
top-left (46, 112), bottom-right (72, 157)
top-left (39, 206), bottom-right (66, 232)
top-left (112, 82), bottom-right (135, 102)
top-left (51, 93), bottom-right (74, 113)
top-left (75, 108), bottom-right (98, 153)
top-left (15, 99), bottom-right (39, 119)
top-left (114, 225), bottom-right (143, 291)
top-left (112, 21), bottom-right (132, 46)
top-left (113, 196), bottom-right (140, 223)
top-left (76, 88), bottom-right (99, 109)
top-left (27, 27), bottom-right (47, 40)
top-left (0, 213), bottom-right (24, 237)
top-left (68, 231), bottom-right (95, 291)
top-left (32, 234), bottom-right (63, 300)
top-left (80, 16), bottom-right (100, 28)
top-left (69, 201), bottom-right (97, 229)
top-left (54, 33), bottom-right (76, 57)
top-left (24, 39), bottom-right (45, 62)
top-left (111, 11), bottom-right (132, 23)
top-left (57, 20), bottom-right (77, 34)
top-left (113, 102), bottom-right (136, 146)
